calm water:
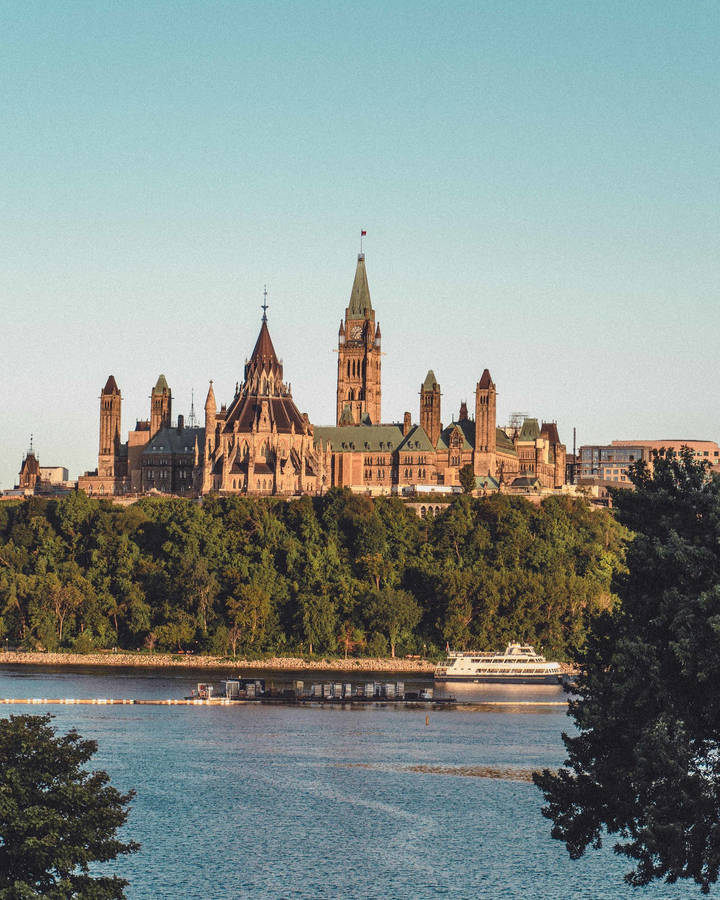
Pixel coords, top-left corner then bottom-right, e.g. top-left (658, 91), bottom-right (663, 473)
top-left (0, 666), bottom-right (703, 899)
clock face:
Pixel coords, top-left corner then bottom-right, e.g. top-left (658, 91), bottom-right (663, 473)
top-left (350, 325), bottom-right (362, 340)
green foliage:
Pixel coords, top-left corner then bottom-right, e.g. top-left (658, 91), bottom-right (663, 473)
top-left (534, 449), bottom-right (720, 893)
top-left (0, 488), bottom-right (627, 661)
top-left (0, 714), bottom-right (138, 898)
top-left (459, 463), bottom-right (476, 494)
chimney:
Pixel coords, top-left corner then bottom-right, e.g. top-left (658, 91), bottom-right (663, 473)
top-left (177, 414), bottom-right (184, 432)
top-left (403, 411), bottom-right (412, 436)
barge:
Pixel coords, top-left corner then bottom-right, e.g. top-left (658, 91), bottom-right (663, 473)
top-left (188, 678), bottom-right (455, 705)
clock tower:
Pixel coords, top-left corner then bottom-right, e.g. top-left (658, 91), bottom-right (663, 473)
top-left (336, 253), bottom-right (382, 425)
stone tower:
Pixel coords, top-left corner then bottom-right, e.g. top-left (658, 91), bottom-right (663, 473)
top-left (150, 374), bottom-right (172, 437)
top-left (98, 375), bottom-right (122, 477)
top-left (336, 254), bottom-right (381, 425)
top-left (474, 368), bottom-right (497, 477)
top-left (202, 380), bottom-right (216, 493)
top-left (420, 370), bottom-right (442, 447)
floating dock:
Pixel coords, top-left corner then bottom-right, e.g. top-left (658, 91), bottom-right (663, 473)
top-left (0, 697), bottom-right (567, 707)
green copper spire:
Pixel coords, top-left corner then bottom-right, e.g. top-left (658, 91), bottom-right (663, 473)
top-left (347, 254), bottom-right (373, 318)
top-left (154, 374), bottom-right (169, 393)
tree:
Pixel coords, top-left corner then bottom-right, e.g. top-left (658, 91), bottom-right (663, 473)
top-left (458, 463), bottom-right (476, 494)
top-left (299, 591), bottom-right (337, 655)
top-left (365, 586), bottom-right (421, 658)
top-left (534, 449), bottom-right (720, 893)
top-left (336, 620), bottom-right (365, 660)
top-left (0, 714), bottom-right (138, 899)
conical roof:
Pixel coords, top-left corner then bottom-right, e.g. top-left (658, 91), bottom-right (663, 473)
top-left (478, 368), bottom-right (494, 389)
top-left (154, 374), bottom-right (170, 393)
top-left (204, 381), bottom-right (216, 411)
top-left (249, 319), bottom-right (280, 373)
top-left (422, 370), bottom-right (439, 391)
top-left (102, 375), bottom-right (120, 395)
top-left (347, 254), bottom-right (373, 318)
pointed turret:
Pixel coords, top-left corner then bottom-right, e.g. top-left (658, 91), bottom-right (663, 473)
top-left (420, 370), bottom-right (442, 447)
top-left (478, 368), bottom-right (494, 390)
top-left (99, 375), bottom-right (122, 476)
top-left (102, 375), bottom-right (120, 395)
top-left (150, 374), bottom-right (172, 436)
top-left (474, 368), bottom-right (497, 477)
top-left (347, 253), bottom-right (373, 318)
top-left (336, 252), bottom-right (381, 425)
top-left (204, 380), bottom-right (216, 415)
top-left (245, 318), bottom-right (283, 387)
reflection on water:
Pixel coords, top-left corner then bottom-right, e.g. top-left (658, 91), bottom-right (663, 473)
top-left (438, 679), bottom-right (568, 703)
top-left (0, 665), bottom-right (696, 900)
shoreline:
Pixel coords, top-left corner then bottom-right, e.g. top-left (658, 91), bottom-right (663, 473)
top-left (0, 651), bottom-right (437, 675)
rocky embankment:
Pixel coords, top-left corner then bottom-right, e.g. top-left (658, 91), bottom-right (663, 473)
top-left (0, 650), bottom-right (437, 674)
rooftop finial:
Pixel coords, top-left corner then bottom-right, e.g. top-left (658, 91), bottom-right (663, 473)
top-left (189, 389), bottom-right (197, 428)
top-left (262, 285), bottom-right (269, 322)
top-left (360, 228), bottom-right (366, 256)
top-left (29, 433), bottom-right (33, 454)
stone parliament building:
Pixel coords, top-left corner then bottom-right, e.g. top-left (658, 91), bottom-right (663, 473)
top-left (78, 254), bottom-right (566, 498)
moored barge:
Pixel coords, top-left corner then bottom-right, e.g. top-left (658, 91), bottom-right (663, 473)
top-left (188, 678), bottom-right (454, 705)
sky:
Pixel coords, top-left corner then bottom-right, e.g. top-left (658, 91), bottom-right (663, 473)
top-left (1, 1), bottom-right (719, 488)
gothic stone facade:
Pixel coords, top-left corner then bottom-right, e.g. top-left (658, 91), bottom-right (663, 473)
top-left (201, 317), bottom-right (330, 495)
top-left (80, 251), bottom-right (566, 498)
top-left (79, 374), bottom-right (203, 497)
top-left (317, 256), bottom-right (566, 494)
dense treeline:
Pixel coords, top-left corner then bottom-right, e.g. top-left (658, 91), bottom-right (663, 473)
top-left (0, 490), bottom-right (628, 660)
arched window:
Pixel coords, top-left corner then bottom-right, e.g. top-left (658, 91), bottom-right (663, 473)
top-left (362, 359), bottom-right (366, 377)
top-left (347, 360), bottom-right (350, 378)
top-left (348, 389), bottom-right (354, 401)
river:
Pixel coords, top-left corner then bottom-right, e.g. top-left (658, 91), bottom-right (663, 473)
top-left (0, 665), bottom-right (702, 898)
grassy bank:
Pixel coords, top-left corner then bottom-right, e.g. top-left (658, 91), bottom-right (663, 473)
top-left (0, 650), bottom-right (436, 674)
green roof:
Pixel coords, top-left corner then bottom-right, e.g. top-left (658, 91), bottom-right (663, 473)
top-left (437, 420), bottom-right (474, 451)
top-left (475, 475), bottom-right (500, 489)
top-left (154, 374), bottom-right (170, 393)
top-left (518, 418), bottom-right (540, 441)
top-left (496, 427), bottom-right (516, 453)
top-left (511, 476), bottom-right (542, 488)
top-left (143, 425), bottom-right (204, 455)
top-left (347, 254), bottom-right (373, 318)
top-left (397, 424), bottom-right (435, 453)
top-left (422, 370), bottom-right (439, 391)
top-left (314, 424), bottom-right (403, 453)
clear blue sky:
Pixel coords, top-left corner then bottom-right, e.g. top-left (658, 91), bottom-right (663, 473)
top-left (2, 1), bottom-right (719, 488)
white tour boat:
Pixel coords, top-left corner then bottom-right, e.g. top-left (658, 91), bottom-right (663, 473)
top-left (434, 643), bottom-right (562, 684)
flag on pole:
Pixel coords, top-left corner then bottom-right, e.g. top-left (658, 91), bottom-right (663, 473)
top-left (361, 230), bottom-right (367, 236)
